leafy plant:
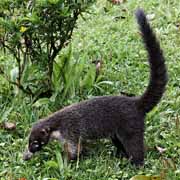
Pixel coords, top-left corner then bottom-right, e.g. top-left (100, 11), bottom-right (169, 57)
top-left (0, 0), bottom-right (95, 98)
top-left (49, 45), bottom-right (112, 105)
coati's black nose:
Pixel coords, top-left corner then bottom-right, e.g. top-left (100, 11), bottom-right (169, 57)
top-left (29, 141), bottom-right (42, 153)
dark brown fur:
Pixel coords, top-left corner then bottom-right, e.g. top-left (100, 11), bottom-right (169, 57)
top-left (24, 9), bottom-right (168, 166)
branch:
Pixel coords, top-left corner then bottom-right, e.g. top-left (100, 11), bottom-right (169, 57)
top-left (10, 81), bottom-right (33, 95)
top-left (0, 67), bottom-right (33, 95)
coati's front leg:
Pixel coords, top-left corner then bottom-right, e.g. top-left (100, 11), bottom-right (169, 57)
top-left (111, 135), bottom-right (128, 158)
top-left (51, 131), bottom-right (82, 160)
top-left (64, 139), bottom-right (82, 161)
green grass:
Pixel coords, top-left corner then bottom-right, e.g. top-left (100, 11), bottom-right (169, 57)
top-left (0, 0), bottom-right (180, 179)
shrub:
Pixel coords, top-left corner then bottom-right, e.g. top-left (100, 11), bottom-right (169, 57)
top-left (0, 0), bottom-right (95, 98)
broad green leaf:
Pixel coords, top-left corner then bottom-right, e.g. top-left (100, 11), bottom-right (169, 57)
top-left (56, 150), bottom-right (64, 172)
top-left (48, 0), bottom-right (59, 4)
top-left (45, 160), bottom-right (58, 169)
top-left (97, 80), bottom-right (114, 85)
top-left (82, 66), bottom-right (96, 89)
top-left (33, 98), bottom-right (49, 107)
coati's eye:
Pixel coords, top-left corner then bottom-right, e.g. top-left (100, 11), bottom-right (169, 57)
top-left (33, 140), bottom-right (38, 144)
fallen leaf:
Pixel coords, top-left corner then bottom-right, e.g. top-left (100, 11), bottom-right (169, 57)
top-left (130, 175), bottom-right (161, 180)
top-left (111, 0), bottom-right (125, 4)
top-left (18, 178), bottom-right (27, 180)
top-left (3, 122), bottom-right (16, 130)
top-left (151, 176), bottom-right (162, 180)
top-left (130, 175), bottom-right (150, 180)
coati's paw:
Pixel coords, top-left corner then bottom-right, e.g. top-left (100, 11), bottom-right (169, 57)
top-left (131, 159), bottom-right (144, 167)
top-left (114, 147), bottom-right (128, 159)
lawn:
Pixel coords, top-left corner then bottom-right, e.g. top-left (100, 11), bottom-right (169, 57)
top-left (0, 0), bottom-right (180, 179)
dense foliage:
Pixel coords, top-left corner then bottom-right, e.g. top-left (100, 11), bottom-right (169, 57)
top-left (0, 0), bottom-right (95, 98)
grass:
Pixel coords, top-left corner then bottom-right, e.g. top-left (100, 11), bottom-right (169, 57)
top-left (0, 0), bottom-right (180, 179)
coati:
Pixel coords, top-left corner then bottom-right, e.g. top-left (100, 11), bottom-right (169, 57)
top-left (23, 9), bottom-right (168, 166)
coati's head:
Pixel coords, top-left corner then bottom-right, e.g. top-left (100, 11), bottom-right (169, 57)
top-left (23, 123), bottom-right (51, 160)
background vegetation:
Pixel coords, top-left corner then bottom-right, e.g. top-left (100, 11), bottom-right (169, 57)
top-left (0, 0), bottom-right (180, 179)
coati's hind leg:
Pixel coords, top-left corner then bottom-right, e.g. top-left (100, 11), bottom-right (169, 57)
top-left (111, 135), bottom-right (128, 158)
top-left (117, 131), bottom-right (144, 166)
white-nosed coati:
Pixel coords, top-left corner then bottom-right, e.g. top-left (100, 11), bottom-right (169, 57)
top-left (23, 9), bottom-right (168, 166)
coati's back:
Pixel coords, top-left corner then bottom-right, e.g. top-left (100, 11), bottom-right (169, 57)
top-left (57, 96), bottom-right (140, 139)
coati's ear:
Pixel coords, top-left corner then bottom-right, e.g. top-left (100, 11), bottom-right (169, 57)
top-left (40, 128), bottom-right (50, 136)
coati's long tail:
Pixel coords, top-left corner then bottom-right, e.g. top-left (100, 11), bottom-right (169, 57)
top-left (135, 9), bottom-right (168, 113)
